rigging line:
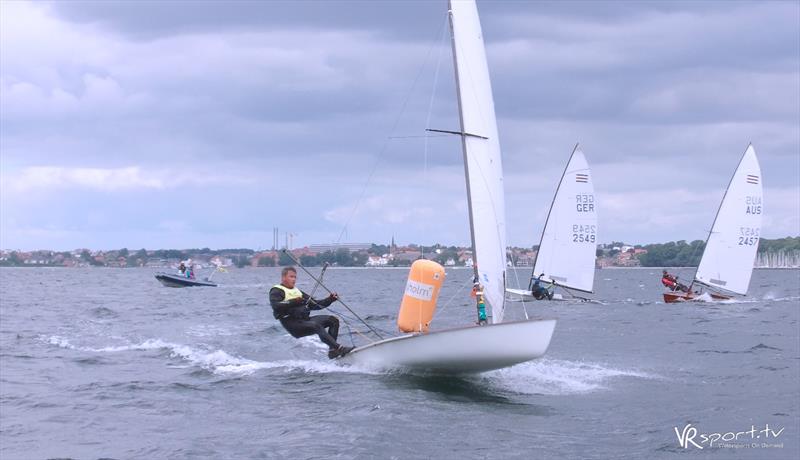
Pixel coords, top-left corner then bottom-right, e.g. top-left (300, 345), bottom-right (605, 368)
top-left (424, 15), bottom-right (448, 184)
top-left (329, 305), bottom-right (395, 341)
top-left (562, 286), bottom-right (592, 302)
top-left (332, 311), bottom-right (376, 346)
top-left (334, 13), bottom-right (450, 245)
top-left (507, 254), bottom-right (530, 320)
top-left (432, 274), bottom-right (474, 321)
top-left (304, 262), bottom-right (329, 309)
top-left (281, 250), bottom-right (384, 339)
top-left (388, 134), bottom-right (449, 139)
top-left (327, 306), bottom-right (394, 337)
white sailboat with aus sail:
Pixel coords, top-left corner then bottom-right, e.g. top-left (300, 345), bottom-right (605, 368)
top-left (506, 144), bottom-right (598, 302)
top-left (663, 144), bottom-right (763, 303)
top-left (337, 0), bottom-right (556, 374)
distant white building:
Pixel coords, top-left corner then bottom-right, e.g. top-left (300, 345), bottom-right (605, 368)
top-left (365, 256), bottom-right (389, 267)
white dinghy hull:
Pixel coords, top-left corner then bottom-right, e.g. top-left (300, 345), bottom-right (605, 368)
top-left (341, 318), bottom-right (556, 374)
top-left (505, 288), bottom-right (565, 302)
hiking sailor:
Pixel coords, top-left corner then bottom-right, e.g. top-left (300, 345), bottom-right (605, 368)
top-left (269, 266), bottom-right (354, 359)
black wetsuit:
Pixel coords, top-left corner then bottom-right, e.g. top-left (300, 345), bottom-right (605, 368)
top-left (269, 287), bottom-right (340, 349)
top-left (528, 276), bottom-right (553, 300)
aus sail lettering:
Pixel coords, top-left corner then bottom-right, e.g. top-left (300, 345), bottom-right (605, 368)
top-left (575, 194), bottom-right (594, 213)
top-left (572, 224), bottom-right (596, 243)
top-left (738, 227), bottom-right (760, 246)
top-left (745, 196), bottom-right (762, 215)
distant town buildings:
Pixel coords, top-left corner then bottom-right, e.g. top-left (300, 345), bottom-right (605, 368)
top-left (1, 239), bottom-right (798, 268)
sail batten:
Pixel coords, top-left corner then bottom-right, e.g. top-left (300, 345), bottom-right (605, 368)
top-left (449, 0), bottom-right (508, 323)
top-left (532, 146), bottom-right (598, 293)
top-left (694, 145), bottom-right (763, 295)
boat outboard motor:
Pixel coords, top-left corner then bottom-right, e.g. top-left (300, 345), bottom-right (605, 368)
top-left (397, 259), bottom-right (445, 333)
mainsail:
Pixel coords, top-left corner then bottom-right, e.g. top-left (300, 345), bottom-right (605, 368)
top-left (694, 145), bottom-right (763, 295)
top-left (449, 0), bottom-right (508, 323)
top-left (533, 145), bottom-right (597, 293)
top-left (661, 145), bottom-right (763, 303)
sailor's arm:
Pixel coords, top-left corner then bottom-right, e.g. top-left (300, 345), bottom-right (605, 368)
top-left (304, 292), bottom-right (338, 310)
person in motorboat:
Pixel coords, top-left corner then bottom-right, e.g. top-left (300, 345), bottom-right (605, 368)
top-left (187, 265), bottom-right (196, 280)
top-left (178, 262), bottom-right (187, 276)
top-left (529, 273), bottom-right (554, 300)
top-left (269, 266), bottom-right (353, 359)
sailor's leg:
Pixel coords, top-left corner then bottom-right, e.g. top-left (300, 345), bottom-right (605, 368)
top-left (322, 315), bottom-right (339, 341)
top-left (308, 316), bottom-right (340, 349)
top-left (279, 319), bottom-right (318, 339)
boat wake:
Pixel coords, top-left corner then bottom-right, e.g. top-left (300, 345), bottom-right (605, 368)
top-left (480, 358), bottom-right (659, 395)
top-left (42, 335), bottom-right (381, 377)
top-left (761, 294), bottom-right (800, 302)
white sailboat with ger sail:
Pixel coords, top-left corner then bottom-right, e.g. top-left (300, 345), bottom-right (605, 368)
top-left (506, 145), bottom-right (598, 302)
top-left (663, 144), bottom-right (763, 303)
top-left (338, 0), bottom-right (556, 373)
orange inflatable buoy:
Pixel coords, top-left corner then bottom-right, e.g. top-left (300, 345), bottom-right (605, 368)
top-left (397, 259), bottom-right (445, 333)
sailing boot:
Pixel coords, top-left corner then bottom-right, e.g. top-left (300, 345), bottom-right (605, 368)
top-left (328, 345), bottom-right (354, 359)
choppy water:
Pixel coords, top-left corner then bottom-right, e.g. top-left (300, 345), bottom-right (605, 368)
top-left (1, 267), bottom-right (798, 459)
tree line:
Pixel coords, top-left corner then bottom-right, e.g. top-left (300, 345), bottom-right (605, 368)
top-left (636, 237), bottom-right (800, 267)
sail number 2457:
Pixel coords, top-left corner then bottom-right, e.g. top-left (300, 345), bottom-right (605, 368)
top-left (738, 227), bottom-right (760, 246)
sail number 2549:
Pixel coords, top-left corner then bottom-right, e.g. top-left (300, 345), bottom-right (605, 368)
top-left (572, 225), bottom-right (596, 243)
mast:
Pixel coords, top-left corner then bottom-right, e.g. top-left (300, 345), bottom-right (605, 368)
top-left (447, 0), bottom-right (480, 287)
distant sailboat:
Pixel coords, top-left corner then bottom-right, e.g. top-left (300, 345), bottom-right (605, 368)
top-left (663, 144), bottom-right (763, 303)
top-left (340, 0), bottom-right (556, 373)
top-left (506, 145), bottom-right (597, 301)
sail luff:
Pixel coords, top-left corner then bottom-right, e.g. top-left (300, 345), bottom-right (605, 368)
top-left (448, 0), bottom-right (508, 323)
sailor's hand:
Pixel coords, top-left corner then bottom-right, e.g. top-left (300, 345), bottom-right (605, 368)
top-left (329, 292), bottom-right (339, 301)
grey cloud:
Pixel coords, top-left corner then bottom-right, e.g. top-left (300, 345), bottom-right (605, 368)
top-left (2, 0), bottom-right (798, 250)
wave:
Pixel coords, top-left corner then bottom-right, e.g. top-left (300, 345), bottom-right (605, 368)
top-left (480, 358), bottom-right (659, 395)
top-left (185, 325), bottom-right (237, 338)
top-left (88, 306), bottom-right (118, 318)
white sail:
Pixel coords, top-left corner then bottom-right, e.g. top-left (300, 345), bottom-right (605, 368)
top-left (695, 145), bottom-right (763, 295)
top-left (449, 0), bottom-right (508, 323)
top-left (533, 145), bottom-right (597, 293)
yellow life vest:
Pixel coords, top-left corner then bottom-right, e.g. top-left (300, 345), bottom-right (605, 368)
top-left (273, 284), bottom-right (303, 301)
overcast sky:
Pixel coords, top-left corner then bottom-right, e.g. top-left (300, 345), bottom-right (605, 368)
top-left (1, 0), bottom-right (798, 251)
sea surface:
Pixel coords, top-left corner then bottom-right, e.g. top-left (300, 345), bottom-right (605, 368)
top-left (1, 267), bottom-right (798, 459)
